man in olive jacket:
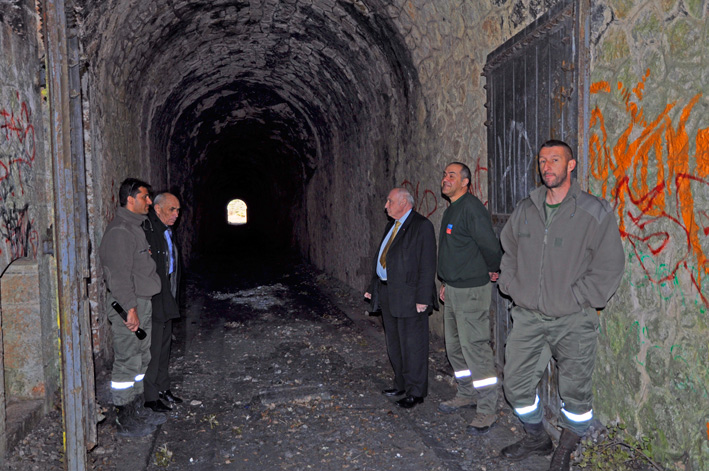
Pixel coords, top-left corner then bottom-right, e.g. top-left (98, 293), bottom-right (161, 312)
top-left (99, 178), bottom-right (162, 437)
top-left (498, 140), bottom-right (624, 471)
top-left (143, 192), bottom-right (183, 412)
top-left (365, 187), bottom-right (438, 409)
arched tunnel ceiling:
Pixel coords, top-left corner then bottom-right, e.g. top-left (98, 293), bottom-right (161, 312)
top-left (79, 0), bottom-right (418, 162)
top-left (78, 0), bottom-right (420, 258)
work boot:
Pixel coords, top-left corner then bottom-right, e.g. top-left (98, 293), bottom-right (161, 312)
top-left (549, 428), bottom-right (581, 471)
top-left (115, 404), bottom-right (156, 438)
top-left (438, 395), bottom-right (477, 413)
top-left (133, 397), bottom-right (168, 426)
top-left (501, 421), bottom-right (553, 461)
top-left (467, 412), bottom-right (497, 435)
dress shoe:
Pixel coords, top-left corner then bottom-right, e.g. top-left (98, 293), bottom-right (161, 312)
top-left (396, 395), bottom-right (424, 409)
top-left (381, 388), bottom-right (405, 397)
top-left (159, 390), bottom-right (183, 404)
top-left (144, 399), bottom-right (172, 412)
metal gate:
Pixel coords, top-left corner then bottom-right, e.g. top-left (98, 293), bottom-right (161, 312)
top-left (483, 0), bottom-right (582, 428)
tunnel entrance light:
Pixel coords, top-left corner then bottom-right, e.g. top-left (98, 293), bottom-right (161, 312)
top-left (227, 199), bottom-right (247, 225)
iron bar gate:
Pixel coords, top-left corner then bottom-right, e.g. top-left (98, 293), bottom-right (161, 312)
top-left (483, 0), bottom-right (589, 431)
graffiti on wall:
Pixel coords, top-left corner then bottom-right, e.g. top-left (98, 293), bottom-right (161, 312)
top-left (401, 180), bottom-right (439, 218)
top-left (468, 152), bottom-right (489, 205)
top-left (401, 155), bottom-right (489, 220)
top-left (589, 71), bottom-right (709, 307)
top-left (0, 91), bottom-right (38, 261)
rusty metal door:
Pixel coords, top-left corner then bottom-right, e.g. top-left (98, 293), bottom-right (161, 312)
top-left (483, 0), bottom-right (581, 427)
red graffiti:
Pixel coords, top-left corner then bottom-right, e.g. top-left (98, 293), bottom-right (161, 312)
top-left (401, 180), bottom-right (439, 218)
top-left (0, 92), bottom-right (38, 260)
top-left (468, 155), bottom-right (489, 206)
top-left (0, 92), bottom-right (35, 195)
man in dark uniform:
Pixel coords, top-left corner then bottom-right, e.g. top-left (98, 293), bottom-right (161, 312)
top-left (143, 192), bottom-right (184, 412)
top-left (364, 187), bottom-right (438, 409)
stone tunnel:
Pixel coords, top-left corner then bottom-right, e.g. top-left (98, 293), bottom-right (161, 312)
top-left (0, 0), bottom-right (708, 469)
top-left (84, 0), bottom-right (424, 279)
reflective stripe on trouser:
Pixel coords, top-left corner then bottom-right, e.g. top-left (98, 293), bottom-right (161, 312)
top-left (108, 295), bottom-right (153, 406)
top-left (444, 284), bottom-right (498, 415)
top-left (503, 306), bottom-right (599, 434)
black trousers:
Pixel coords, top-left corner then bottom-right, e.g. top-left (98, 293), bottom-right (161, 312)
top-left (144, 318), bottom-right (173, 402)
top-left (380, 283), bottom-right (429, 398)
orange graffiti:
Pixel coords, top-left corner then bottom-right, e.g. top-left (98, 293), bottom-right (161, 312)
top-left (590, 71), bottom-right (709, 305)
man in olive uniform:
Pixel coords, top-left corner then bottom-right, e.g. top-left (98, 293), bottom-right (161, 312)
top-left (99, 178), bottom-right (164, 437)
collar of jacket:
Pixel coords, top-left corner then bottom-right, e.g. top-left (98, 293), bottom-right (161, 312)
top-left (146, 208), bottom-right (168, 232)
top-left (530, 179), bottom-right (582, 211)
top-left (116, 206), bottom-right (148, 225)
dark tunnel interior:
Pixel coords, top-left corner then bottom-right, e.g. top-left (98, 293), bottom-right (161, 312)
top-left (167, 85), bottom-right (318, 263)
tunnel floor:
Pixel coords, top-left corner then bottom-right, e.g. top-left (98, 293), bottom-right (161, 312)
top-left (6, 258), bottom-right (555, 470)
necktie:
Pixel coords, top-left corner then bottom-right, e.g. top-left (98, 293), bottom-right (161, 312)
top-left (379, 221), bottom-right (401, 269)
top-left (164, 229), bottom-right (174, 274)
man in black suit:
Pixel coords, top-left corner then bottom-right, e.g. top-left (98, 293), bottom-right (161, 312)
top-left (364, 187), bottom-right (438, 409)
top-left (143, 192), bottom-right (184, 412)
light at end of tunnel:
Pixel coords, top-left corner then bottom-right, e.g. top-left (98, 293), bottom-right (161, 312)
top-left (227, 199), bottom-right (247, 225)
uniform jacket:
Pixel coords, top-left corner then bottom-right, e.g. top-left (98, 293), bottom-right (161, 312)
top-left (437, 192), bottom-right (502, 288)
top-left (498, 180), bottom-right (625, 317)
top-left (99, 207), bottom-right (161, 311)
top-left (367, 210), bottom-right (439, 317)
top-left (143, 209), bottom-right (181, 322)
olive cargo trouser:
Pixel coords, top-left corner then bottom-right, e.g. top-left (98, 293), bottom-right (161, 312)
top-left (503, 306), bottom-right (599, 435)
top-left (443, 284), bottom-right (499, 415)
top-left (108, 296), bottom-right (153, 406)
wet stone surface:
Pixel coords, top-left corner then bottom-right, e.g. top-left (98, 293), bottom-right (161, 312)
top-left (5, 262), bottom-right (554, 470)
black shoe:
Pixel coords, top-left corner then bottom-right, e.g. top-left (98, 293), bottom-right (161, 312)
top-left (144, 400), bottom-right (172, 412)
top-left (159, 390), bottom-right (183, 404)
top-left (116, 405), bottom-right (156, 437)
top-left (396, 395), bottom-right (424, 409)
top-left (549, 429), bottom-right (581, 471)
top-left (382, 388), bottom-right (405, 397)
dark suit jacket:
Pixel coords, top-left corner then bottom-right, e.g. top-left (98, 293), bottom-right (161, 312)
top-left (368, 210), bottom-right (439, 317)
top-left (143, 209), bottom-right (181, 323)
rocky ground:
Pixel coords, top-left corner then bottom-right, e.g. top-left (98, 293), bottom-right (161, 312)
top-left (6, 258), bottom-right (576, 471)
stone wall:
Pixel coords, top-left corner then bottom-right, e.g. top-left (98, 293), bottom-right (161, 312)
top-left (587, 0), bottom-right (709, 468)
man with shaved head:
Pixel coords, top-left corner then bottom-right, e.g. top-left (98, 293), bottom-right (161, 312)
top-left (365, 187), bottom-right (438, 409)
top-left (143, 192), bottom-right (183, 412)
top-left (499, 140), bottom-right (624, 470)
